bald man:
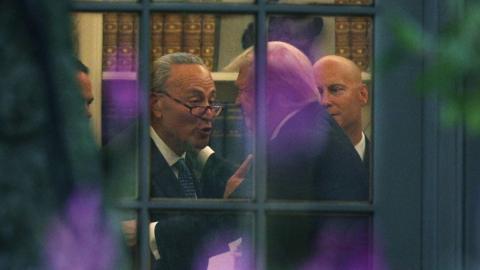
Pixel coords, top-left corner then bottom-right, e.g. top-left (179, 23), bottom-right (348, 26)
top-left (235, 41), bottom-right (370, 269)
top-left (235, 42), bottom-right (368, 200)
top-left (313, 55), bottom-right (370, 169)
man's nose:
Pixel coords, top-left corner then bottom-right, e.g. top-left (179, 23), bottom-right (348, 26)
top-left (320, 92), bottom-right (331, 107)
top-left (200, 107), bottom-right (217, 121)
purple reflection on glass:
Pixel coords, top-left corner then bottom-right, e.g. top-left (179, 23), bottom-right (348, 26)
top-left (45, 186), bottom-right (117, 270)
top-left (301, 222), bottom-right (387, 270)
top-left (102, 75), bottom-right (140, 144)
top-left (194, 231), bottom-right (254, 270)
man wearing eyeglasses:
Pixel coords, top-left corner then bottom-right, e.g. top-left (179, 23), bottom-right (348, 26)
top-left (145, 52), bottom-right (250, 270)
top-left (313, 55), bottom-right (370, 171)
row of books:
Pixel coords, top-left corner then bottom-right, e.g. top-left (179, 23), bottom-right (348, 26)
top-left (103, 13), bottom-right (137, 72)
top-left (151, 13), bottom-right (217, 71)
top-left (334, 0), bottom-right (372, 71)
top-left (101, 13), bottom-right (217, 72)
top-left (210, 104), bottom-right (250, 166)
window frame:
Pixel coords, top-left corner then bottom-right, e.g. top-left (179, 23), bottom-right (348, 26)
top-left (71, 0), bottom-right (427, 269)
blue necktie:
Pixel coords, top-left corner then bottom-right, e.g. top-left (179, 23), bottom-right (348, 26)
top-left (174, 158), bottom-right (197, 198)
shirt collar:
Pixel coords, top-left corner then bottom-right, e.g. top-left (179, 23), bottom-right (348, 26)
top-left (354, 132), bottom-right (366, 161)
top-left (270, 108), bottom-right (301, 141)
top-left (150, 127), bottom-right (186, 166)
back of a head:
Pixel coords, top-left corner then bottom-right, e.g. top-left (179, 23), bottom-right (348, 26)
top-left (266, 41), bottom-right (320, 109)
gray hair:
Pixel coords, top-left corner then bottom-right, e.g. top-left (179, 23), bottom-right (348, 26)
top-left (151, 52), bottom-right (206, 93)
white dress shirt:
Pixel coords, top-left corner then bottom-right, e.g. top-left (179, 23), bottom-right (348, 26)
top-left (354, 132), bottom-right (366, 161)
top-left (149, 127), bottom-right (215, 260)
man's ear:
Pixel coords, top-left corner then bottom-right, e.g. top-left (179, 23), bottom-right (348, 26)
top-left (150, 93), bottom-right (163, 119)
top-left (359, 84), bottom-right (369, 106)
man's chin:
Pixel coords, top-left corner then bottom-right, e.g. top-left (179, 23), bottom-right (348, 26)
top-left (191, 138), bottom-right (209, 151)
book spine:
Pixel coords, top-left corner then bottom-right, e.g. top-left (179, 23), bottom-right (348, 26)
top-left (201, 14), bottom-right (216, 71)
top-left (163, 14), bottom-right (183, 54)
top-left (334, 16), bottom-right (352, 59)
top-left (102, 13), bottom-right (118, 71)
top-left (223, 104), bottom-right (246, 165)
top-left (183, 14), bottom-right (202, 56)
top-left (117, 13), bottom-right (136, 72)
top-left (151, 13), bottom-right (164, 64)
top-left (210, 104), bottom-right (226, 158)
top-left (350, 17), bottom-right (370, 71)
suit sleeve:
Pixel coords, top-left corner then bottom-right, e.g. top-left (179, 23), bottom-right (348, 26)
top-left (201, 153), bottom-right (252, 199)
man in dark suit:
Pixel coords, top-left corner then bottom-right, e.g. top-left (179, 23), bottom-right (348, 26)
top-left (234, 42), bottom-right (369, 269)
top-left (105, 52), bottom-right (252, 270)
top-left (147, 53), bottom-right (251, 270)
top-left (314, 55), bottom-right (371, 173)
top-left (235, 42), bottom-right (368, 200)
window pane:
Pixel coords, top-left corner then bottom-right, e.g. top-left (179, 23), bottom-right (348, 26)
top-left (262, 15), bottom-right (372, 201)
top-left (73, 12), bottom-right (140, 200)
top-left (149, 210), bottom-right (254, 269)
top-left (271, 0), bottom-right (373, 5)
top-left (267, 213), bottom-right (371, 270)
top-left (149, 14), bottom-right (254, 200)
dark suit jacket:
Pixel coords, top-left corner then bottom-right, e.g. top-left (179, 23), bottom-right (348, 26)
top-left (266, 101), bottom-right (370, 269)
top-left (150, 142), bottom-right (250, 270)
top-left (104, 128), bottom-right (245, 270)
top-left (267, 101), bottom-right (369, 200)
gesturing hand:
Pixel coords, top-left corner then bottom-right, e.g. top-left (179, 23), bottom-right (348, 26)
top-left (223, 154), bottom-right (253, 199)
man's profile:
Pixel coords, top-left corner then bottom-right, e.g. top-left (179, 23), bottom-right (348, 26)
top-left (314, 55), bottom-right (370, 168)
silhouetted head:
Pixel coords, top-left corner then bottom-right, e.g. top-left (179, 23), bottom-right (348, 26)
top-left (235, 41), bottom-right (320, 137)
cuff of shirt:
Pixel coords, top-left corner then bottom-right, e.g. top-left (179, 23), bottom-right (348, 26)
top-left (197, 146), bottom-right (215, 167)
top-left (149, 222), bottom-right (160, 260)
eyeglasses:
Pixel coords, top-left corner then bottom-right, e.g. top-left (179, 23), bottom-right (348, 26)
top-left (159, 92), bottom-right (223, 119)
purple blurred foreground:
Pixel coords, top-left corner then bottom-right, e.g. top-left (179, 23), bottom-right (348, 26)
top-left (45, 186), bottom-right (117, 270)
top-left (301, 223), bottom-right (388, 270)
top-left (195, 233), bottom-right (253, 270)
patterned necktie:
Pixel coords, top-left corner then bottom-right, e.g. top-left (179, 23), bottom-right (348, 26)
top-left (174, 158), bottom-right (197, 198)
